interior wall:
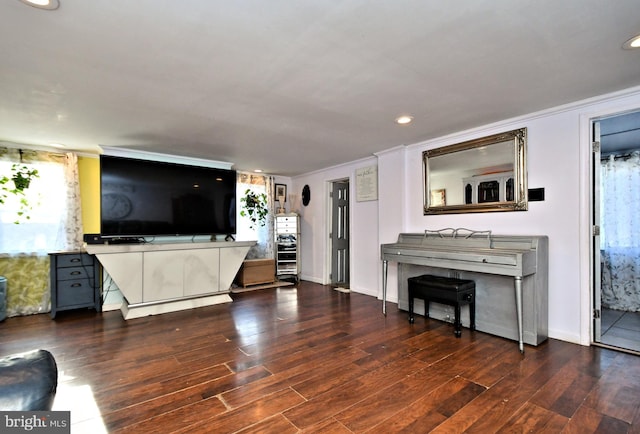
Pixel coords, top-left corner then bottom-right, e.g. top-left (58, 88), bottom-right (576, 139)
top-left (296, 85), bottom-right (640, 346)
top-left (78, 155), bottom-right (100, 234)
top-left (292, 156), bottom-right (379, 296)
top-left (375, 146), bottom-right (408, 304)
top-left (400, 111), bottom-right (581, 344)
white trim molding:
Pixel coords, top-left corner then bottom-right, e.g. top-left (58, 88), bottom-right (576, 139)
top-left (99, 146), bottom-right (234, 170)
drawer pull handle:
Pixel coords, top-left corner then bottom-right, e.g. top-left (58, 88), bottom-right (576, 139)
top-left (71, 258), bottom-right (81, 263)
top-left (71, 283), bottom-right (81, 287)
top-left (70, 271), bottom-right (82, 275)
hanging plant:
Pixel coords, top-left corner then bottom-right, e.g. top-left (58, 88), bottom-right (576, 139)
top-left (240, 189), bottom-right (268, 230)
top-left (0, 164), bottom-right (39, 223)
top-left (11, 164), bottom-right (38, 190)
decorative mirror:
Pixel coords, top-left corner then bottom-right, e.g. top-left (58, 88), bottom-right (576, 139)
top-left (423, 127), bottom-right (527, 214)
top-left (302, 184), bottom-right (311, 206)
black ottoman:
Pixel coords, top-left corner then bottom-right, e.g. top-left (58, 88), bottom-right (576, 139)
top-left (0, 349), bottom-right (58, 411)
top-left (408, 274), bottom-right (476, 337)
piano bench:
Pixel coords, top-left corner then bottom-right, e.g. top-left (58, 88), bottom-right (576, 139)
top-left (408, 274), bottom-right (476, 338)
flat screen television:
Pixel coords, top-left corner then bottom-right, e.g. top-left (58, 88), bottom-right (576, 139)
top-left (100, 155), bottom-right (236, 238)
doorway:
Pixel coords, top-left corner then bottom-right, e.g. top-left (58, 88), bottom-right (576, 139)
top-left (330, 179), bottom-right (350, 288)
top-left (592, 110), bottom-right (640, 353)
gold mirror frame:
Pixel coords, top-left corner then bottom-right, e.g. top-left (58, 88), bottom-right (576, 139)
top-left (423, 127), bottom-right (527, 214)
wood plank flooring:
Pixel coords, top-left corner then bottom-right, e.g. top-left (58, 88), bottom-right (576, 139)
top-left (2, 281), bottom-right (640, 433)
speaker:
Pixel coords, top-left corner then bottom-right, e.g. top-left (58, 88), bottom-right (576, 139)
top-left (83, 234), bottom-right (105, 244)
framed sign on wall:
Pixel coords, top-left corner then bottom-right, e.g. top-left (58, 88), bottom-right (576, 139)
top-left (356, 165), bottom-right (378, 202)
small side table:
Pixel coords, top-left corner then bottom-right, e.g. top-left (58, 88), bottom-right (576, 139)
top-left (236, 259), bottom-right (276, 287)
top-left (49, 251), bottom-right (101, 319)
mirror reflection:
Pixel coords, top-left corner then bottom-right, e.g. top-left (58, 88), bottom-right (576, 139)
top-left (423, 128), bottom-right (527, 214)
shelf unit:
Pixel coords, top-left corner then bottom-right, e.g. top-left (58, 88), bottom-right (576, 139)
top-left (275, 213), bottom-right (300, 280)
top-left (462, 171), bottom-right (514, 204)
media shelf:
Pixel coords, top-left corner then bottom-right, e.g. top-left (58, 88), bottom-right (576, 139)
top-left (275, 213), bottom-right (300, 281)
top-left (85, 240), bottom-right (255, 319)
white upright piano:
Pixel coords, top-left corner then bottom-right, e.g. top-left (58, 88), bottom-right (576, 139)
top-left (381, 229), bottom-right (548, 353)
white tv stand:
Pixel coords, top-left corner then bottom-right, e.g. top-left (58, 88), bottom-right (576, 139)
top-left (86, 240), bottom-right (255, 319)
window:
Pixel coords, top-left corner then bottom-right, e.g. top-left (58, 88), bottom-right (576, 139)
top-left (0, 153), bottom-right (80, 254)
top-left (235, 173), bottom-right (274, 259)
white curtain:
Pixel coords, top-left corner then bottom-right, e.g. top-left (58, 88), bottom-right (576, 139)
top-left (600, 151), bottom-right (640, 311)
top-left (236, 172), bottom-right (275, 259)
top-left (0, 147), bottom-right (83, 316)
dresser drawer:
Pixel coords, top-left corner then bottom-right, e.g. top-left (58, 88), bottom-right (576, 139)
top-left (57, 266), bottom-right (94, 281)
top-left (56, 253), bottom-right (94, 268)
top-left (277, 221), bottom-right (297, 229)
top-left (56, 280), bottom-right (96, 306)
top-left (276, 216), bottom-right (296, 224)
top-left (277, 227), bottom-right (297, 234)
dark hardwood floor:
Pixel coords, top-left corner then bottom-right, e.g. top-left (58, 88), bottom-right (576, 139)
top-left (2, 281), bottom-right (640, 433)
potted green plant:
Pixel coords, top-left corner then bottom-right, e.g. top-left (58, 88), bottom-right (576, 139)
top-left (240, 189), bottom-right (268, 229)
top-left (0, 164), bottom-right (39, 222)
top-left (12, 164), bottom-right (38, 190)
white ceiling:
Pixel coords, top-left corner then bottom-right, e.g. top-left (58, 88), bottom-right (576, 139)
top-left (1, 1), bottom-right (640, 176)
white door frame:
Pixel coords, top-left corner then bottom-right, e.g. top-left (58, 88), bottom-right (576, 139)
top-left (579, 102), bottom-right (640, 346)
top-left (592, 120), bottom-right (602, 343)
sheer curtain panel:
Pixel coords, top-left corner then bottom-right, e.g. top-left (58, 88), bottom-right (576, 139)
top-left (0, 147), bottom-right (83, 316)
top-left (600, 151), bottom-right (640, 311)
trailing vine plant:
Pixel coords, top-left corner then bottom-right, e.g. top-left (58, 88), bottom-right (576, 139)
top-left (239, 188), bottom-right (268, 230)
top-left (0, 164), bottom-right (39, 223)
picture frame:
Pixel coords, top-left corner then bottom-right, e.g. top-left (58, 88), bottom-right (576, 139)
top-left (275, 183), bottom-right (287, 201)
top-left (430, 189), bottom-right (446, 206)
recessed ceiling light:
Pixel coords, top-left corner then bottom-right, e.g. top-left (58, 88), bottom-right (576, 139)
top-left (622, 33), bottom-right (640, 50)
top-left (49, 143), bottom-right (66, 148)
top-left (254, 169), bottom-right (263, 173)
top-left (19, 0), bottom-right (59, 10)
top-left (395, 115), bottom-right (413, 125)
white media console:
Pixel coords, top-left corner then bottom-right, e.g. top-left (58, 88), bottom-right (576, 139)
top-left (86, 240), bottom-right (255, 319)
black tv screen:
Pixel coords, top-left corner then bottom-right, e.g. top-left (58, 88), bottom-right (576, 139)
top-left (100, 155), bottom-right (236, 238)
